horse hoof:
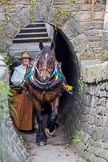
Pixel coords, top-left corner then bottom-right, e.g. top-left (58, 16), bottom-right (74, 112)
top-left (37, 141), bottom-right (47, 146)
top-left (36, 133), bottom-right (47, 146)
top-left (45, 128), bottom-right (56, 138)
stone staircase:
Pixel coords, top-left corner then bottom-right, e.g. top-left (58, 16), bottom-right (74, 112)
top-left (9, 22), bottom-right (52, 58)
top-left (9, 1), bottom-right (106, 60)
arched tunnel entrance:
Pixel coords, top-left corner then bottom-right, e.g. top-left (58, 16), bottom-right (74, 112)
top-left (52, 27), bottom-right (80, 122)
top-left (9, 21), bottom-right (81, 133)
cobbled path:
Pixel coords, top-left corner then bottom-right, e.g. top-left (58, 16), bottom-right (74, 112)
top-left (22, 125), bottom-right (84, 162)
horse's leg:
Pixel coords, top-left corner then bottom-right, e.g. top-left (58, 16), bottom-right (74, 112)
top-left (33, 99), bottom-right (47, 145)
top-left (45, 97), bottom-right (59, 137)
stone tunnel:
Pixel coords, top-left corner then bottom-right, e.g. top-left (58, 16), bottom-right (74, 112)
top-left (0, 0), bottom-right (108, 162)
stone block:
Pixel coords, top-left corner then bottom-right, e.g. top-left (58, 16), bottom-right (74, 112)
top-left (92, 127), bottom-right (105, 141)
top-left (105, 100), bottom-right (108, 110)
top-left (5, 21), bottom-right (20, 39)
top-left (92, 156), bottom-right (107, 162)
top-left (90, 95), bottom-right (97, 108)
top-left (80, 21), bottom-right (104, 31)
top-left (100, 82), bottom-right (106, 90)
top-left (95, 105), bottom-right (105, 115)
top-left (81, 131), bottom-right (91, 144)
top-left (94, 11), bottom-right (105, 20)
top-left (88, 115), bottom-right (95, 124)
top-left (89, 41), bottom-right (102, 48)
top-left (99, 142), bottom-right (108, 149)
top-left (94, 148), bottom-right (108, 161)
top-left (98, 97), bottom-right (106, 107)
top-left (15, 6), bottom-right (32, 27)
top-left (87, 35), bottom-right (102, 41)
top-left (62, 17), bottom-right (82, 38)
top-left (0, 7), bottom-right (5, 22)
top-left (75, 11), bottom-right (93, 22)
top-left (81, 61), bottom-right (108, 83)
top-left (94, 115), bottom-right (107, 127)
top-left (99, 90), bottom-right (107, 97)
top-left (87, 125), bottom-right (96, 136)
top-left (74, 141), bottom-right (86, 157)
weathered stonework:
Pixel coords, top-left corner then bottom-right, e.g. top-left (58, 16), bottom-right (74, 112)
top-left (0, 0), bottom-right (106, 60)
top-left (0, 0), bottom-right (108, 162)
top-left (0, 56), bottom-right (31, 162)
top-left (63, 60), bottom-right (108, 162)
top-left (81, 61), bottom-right (108, 83)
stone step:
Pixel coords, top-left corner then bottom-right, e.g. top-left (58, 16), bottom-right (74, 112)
top-left (52, 2), bottom-right (70, 5)
top-left (9, 42), bottom-right (51, 59)
top-left (26, 22), bottom-right (45, 28)
top-left (20, 27), bottom-right (47, 33)
top-left (15, 32), bottom-right (48, 38)
top-left (10, 42), bottom-right (50, 52)
top-left (13, 37), bottom-right (51, 43)
top-left (11, 21), bottom-right (52, 55)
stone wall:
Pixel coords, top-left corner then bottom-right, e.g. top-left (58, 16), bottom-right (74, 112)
top-left (0, 0), bottom-right (107, 60)
top-left (102, 0), bottom-right (108, 57)
top-left (63, 61), bottom-right (108, 162)
top-left (0, 55), bottom-right (31, 162)
top-left (0, 0), bottom-right (108, 162)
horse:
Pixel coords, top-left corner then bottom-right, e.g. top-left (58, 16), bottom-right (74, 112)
top-left (27, 42), bottom-right (66, 146)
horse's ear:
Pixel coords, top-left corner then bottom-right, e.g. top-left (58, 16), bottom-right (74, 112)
top-left (50, 42), bottom-right (55, 50)
top-left (39, 42), bottom-right (44, 50)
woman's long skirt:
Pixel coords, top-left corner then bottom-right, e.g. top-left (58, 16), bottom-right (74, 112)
top-left (11, 90), bottom-right (33, 131)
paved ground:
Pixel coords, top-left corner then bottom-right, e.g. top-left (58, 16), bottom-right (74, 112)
top-left (22, 125), bottom-right (84, 162)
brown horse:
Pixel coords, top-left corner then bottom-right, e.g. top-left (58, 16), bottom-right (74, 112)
top-left (27, 42), bottom-right (66, 145)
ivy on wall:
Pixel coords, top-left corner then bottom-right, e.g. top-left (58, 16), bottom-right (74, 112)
top-left (55, 8), bottom-right (72, 27)
top-left (29, 0), bottom-right (38, 22)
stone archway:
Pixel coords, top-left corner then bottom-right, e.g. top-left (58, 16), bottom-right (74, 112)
top-left (3, 4), bottom-right (82, 149)
top-left (0, 2), bottom-right (81, 135)
top-left (1, 1), bottom-right (108, 162)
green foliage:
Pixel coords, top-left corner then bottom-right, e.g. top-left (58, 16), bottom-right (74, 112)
top-left (0, 0), bottom-right (8, 4)
top-left (78, 78), bottom-right (84, 94)
top-left (73, 131), bottom-right (80, 144)
top-left (101, 55), bottom-right (108, 61)
top-left (0, 81), bottom-right (12, 116)
top-left (0, 81), bottom-right (12, 97)
top-left (85, 160), bottom-right (94, 162)
top-left (29, 0), bottom-right (38, 23)
top-left (29, 0), bottom-right (38, 4)
top-left (0, 80), bottom-right (13, 121)
top-left (89, 146), bottom-right (94, 155)
top-left (0, 21), bottom-right (7, 34)
top-left (55, 8), bottom-right (72, 27)
top-left (4, 54), bottom-right (13, 72)
top-left (18, 132), bottom-right (25, 144)
top-left (104, 111), bottom-right (108, 116)
top-left (71, 0), bottom-right (76, 3)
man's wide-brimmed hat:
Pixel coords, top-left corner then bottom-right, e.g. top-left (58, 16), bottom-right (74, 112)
top-left (19, 51), bottom-right (33, 60)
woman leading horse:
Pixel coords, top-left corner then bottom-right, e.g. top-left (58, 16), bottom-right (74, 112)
top-left (27, 42), bottom-right (72, 145)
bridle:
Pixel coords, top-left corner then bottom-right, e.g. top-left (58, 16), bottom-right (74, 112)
top-left (32, 55), bottom-right (57, 83)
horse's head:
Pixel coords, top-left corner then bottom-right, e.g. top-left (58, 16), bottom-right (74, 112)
top-left (37, 42), bottom-right (56, 82)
